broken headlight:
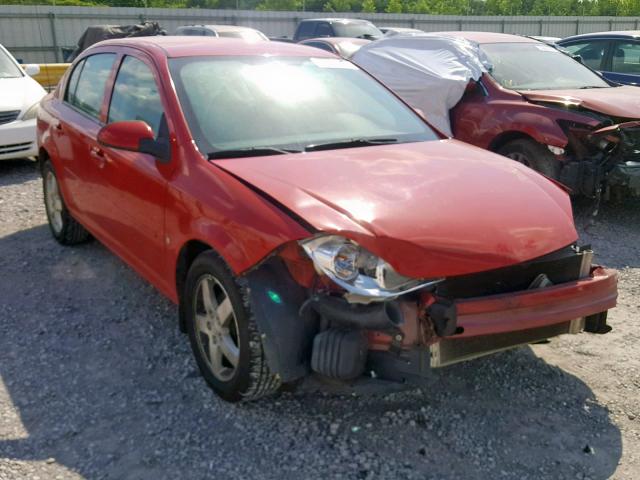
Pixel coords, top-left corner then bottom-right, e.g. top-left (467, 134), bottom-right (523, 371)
top-left (300, 235), bottom-right (442, 300)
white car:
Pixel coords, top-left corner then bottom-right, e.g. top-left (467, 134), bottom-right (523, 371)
top-left (0, 44), bottom-right (46, 161)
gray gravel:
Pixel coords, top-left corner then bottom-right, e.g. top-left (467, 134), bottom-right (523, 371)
top-left (0, 159), bottom-right (638, 480)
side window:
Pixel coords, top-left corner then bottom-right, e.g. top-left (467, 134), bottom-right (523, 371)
top-left (108, 56), bottom-right (164, 137)
top-left (563, 41), bottom-right (608, 70)
top-left (65, 58), bottom-right (85, 105)
top-left (315, 22), bottom-right (333, 37)
top-left (296, 22), bottom-right (316, 40)
top-left (66, 53), bottom-right (116, 119)
top-left (612, 42), bottom-right (640, 74)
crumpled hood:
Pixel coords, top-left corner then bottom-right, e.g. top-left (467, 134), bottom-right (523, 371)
top-left (520, 85), bottom-right (640, 119)
top-left (214, 140), bottom-right (577, 278)
top-left (0, 76), bottom-right (46, 114)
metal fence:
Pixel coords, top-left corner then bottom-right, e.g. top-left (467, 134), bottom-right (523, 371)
top-left (1, 4), bottom-right (639, 63)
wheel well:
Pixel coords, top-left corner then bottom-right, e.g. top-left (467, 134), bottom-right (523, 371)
top-left (176, 240), bottom-right (212, 332)
top-left (488, 132), bottom-right (536, 153)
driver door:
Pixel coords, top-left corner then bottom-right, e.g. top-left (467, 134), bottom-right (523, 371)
top-left (89, 52), bottom-right (170, 287)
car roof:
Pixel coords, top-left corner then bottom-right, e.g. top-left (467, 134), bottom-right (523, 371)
top-left (433, 31), bottom-right (538, 44)
top-left (300, 18), bottom-right (373, 24)
top-left (560, 30), bottom-right (640, 42)
top-left (92, 36), bottom-right (334, 58)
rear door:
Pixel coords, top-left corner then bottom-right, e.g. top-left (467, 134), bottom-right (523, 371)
top-left (55, 52), bottom-right (117, 223)
top-left (605, 40), bottom-right (640, 86)
top-left (90, 51), bottom-right (170, 284)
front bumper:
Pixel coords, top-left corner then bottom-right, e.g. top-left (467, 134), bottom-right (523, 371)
top-left (429, 266), bottom-right (617, 366)
top-left (451, 266), bottom-right (617, 338)
top-left (0, 118), bottom-right (38, 160)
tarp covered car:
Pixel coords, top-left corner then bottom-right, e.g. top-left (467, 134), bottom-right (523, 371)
top-left (67, 22), bottom-right (165, 61)
top-left (353, 32), bottom-right (640, 198)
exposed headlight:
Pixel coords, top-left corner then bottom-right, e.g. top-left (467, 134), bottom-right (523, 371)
top-left (300, 235), bottom-right (443, 300)
top-left (21, 102), bottom-right (39, 121)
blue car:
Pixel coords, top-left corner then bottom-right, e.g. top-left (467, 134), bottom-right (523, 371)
top-left (558, 31), bottom-right (640, 86)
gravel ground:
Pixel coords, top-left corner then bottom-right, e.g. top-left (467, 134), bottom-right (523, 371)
top-left (0, 159), bottom-right (638, 480)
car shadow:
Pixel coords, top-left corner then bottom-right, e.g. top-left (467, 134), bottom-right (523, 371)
top-left (0, 224), bottom-right (623, 479)
top-left (0, 159), bottom-right (38, 187)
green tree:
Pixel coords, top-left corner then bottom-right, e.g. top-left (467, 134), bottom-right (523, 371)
top-left (256, 0), bottom-right (301, 9)
top-left (323, 0), bottom-right (351, 11)
top-left (385, 0), bottom-right (403, 13)
top-left (361, 0), bottom-right (376, 12)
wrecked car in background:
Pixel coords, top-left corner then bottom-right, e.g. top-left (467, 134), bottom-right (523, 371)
top-left (67, 22), bottom-right (165, 61)
top-left (353, 32), bottom-right (640, 198)
top-left (38, 37), bottom-right (617, 402)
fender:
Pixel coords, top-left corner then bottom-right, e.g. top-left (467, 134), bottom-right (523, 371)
top-left (451, 76), bottom-right (603, 153)
top-left (241, 256), bottom-right (318, 382)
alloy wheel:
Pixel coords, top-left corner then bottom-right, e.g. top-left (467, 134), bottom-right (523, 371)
top-left (193, 274), bottom-right (240, 381)
top-left (45, 171), bottom-right (63, 234)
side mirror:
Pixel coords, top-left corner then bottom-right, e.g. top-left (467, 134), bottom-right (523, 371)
top-left (572, 54), bottom-right (584, 64)
top-left (97, 121), bottom-right (171, 163)
top-left (24, 64), bottom-right (40, 76)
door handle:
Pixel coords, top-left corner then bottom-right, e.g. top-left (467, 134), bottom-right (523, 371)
top-left (89, 146), bottom-right (110, 168)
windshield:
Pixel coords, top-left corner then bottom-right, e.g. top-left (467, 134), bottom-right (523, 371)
top-left (333, 22), bottom-right (382, 40)
top-left (481, 42), bottom-right (610, 90)
top-left (169, 56), bottom-right (437, 156)
top-left (0, 47), bottom-right (23, 79)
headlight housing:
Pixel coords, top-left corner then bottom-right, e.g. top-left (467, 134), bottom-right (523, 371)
top-left (21, 102), bottom-right (39, 121)
top-left (300, 235), bottom-right (442, 300)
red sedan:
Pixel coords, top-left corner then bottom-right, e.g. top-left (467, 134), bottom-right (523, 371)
top-left (37, 37), bottom-right (617, 402)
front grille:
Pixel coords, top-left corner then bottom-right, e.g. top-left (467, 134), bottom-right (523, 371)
top-left (0, 110), bottom-right (20, 125)
top-left (0, 141), bottom-right (32, 154)
top-left (434, 246), bottom-right (585, 299)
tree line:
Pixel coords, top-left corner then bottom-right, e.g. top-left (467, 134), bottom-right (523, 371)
top-left (4, 0), bottom-right (640, 16)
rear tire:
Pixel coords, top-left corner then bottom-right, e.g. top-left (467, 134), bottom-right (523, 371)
top-left (42, 160), bottom-right (90, 245)
top-left (498, 139), bottom-right (561, 180)
top-left (184, 251), bottom-right (281, 402)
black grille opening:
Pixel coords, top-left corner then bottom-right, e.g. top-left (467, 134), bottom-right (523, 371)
top-left (435, 246), bottom-right (585, 299)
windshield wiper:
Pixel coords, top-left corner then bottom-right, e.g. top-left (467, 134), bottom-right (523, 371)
top-left (208, 146), bottom-right (301, 159)
top-left (304, 138), bottom-right (398, 152)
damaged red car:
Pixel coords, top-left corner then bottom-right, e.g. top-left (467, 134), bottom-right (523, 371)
top-left (38, 37), bottom-right (617, 402)
top-left (353, 32), bottom-right (640, 199)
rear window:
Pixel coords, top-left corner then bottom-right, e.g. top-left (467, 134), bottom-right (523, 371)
top-left (296, 22), bottom-right (317, 40)
top-left (333, 22), bottom-right (382, 40)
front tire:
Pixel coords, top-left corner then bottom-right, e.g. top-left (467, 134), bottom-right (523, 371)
top-left (498, 139), bottom-right (561, 180)
top-left (184, 251), bottom-right (281, 402)
top-left (42, 160), bottom-right (90, 245)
